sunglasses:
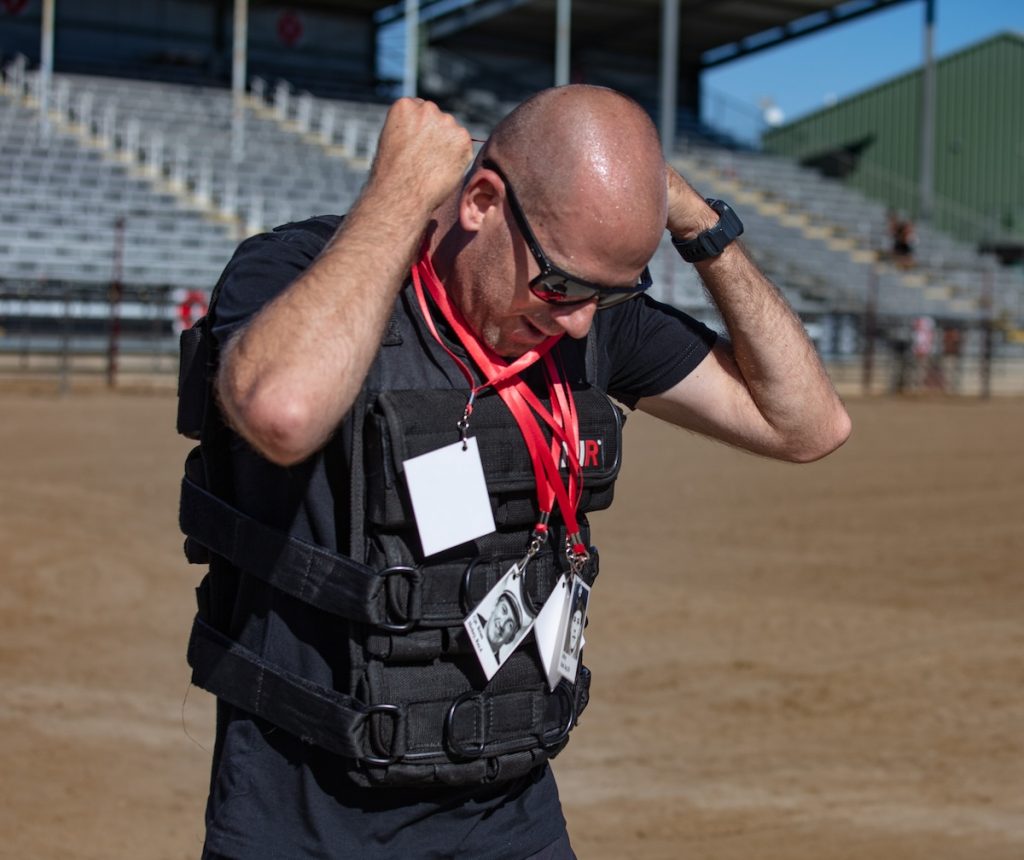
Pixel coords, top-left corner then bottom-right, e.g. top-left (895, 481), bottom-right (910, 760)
top-left (481, 159), bottom-right (652, 309)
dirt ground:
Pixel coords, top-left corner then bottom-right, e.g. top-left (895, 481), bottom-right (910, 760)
top-left (0, 390), bottom-right (1021, 859)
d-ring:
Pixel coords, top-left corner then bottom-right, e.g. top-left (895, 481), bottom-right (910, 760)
top-left (444, 691), bottom-right (486, 759)
top-left (540, 682), bottom-right (576, 750)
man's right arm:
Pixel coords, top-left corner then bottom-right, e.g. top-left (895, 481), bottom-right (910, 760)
top-left (215, 99), bottom-right (472, 466)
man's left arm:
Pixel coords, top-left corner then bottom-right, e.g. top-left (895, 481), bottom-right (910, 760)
top-left (636, 166), bottom-right (852, 463)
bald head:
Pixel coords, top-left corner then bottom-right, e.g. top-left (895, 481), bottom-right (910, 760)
top-left (482, 85), bottom-right (667, 275)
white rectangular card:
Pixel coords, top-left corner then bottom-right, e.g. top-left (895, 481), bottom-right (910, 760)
top-left (557, 577), bottom-right (591, 683)
top-left (533, 575), bottom-right (571, 691)
top-left (402, 437), bottom-right (496, 557)
top-left (464, 558), bottom-right (536, 680)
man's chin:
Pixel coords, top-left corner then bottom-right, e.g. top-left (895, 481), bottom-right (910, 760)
top-left (495, 322), bottom-right (555, 358)
top-left (492, 334), bottom-right (533, 360)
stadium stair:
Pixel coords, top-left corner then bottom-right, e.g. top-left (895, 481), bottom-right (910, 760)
top-left (0, 62), bottom-right (239, 292)
top-left (674, 146), bottom-right (1022, 325)
top-left (2, 55), bottom-right (1018, 341)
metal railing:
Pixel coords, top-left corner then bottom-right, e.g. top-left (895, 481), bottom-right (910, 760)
top-left (0, 279), bottom-right (186, 391)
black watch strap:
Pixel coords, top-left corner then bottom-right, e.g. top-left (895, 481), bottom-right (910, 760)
top-left (671, 199), bottom-right (744, 263)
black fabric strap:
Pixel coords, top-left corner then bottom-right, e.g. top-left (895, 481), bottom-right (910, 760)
top-left (187, 616), bottom-right (379, 760)
top-left (182, 474), bottom-right (570, 628)
top-left (180, 475), bottom-right (398, 626)
top-left (406, 686), bottom-right (574, 757)
top-left (187, 614), bottom-right (581, 766)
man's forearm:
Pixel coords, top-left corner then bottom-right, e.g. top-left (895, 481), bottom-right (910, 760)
top-left (217, 185), bottom-right (432, 465)
top-left (653, 165), bottom-right (850, 462)
top-left (216, 98), bottom-right (472, 466)
top-left (694, 240), bottom-right (850, 460)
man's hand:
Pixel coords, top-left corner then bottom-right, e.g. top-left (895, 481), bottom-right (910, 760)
top-left (368, 98), bottom-right (474, 218)
top-left (665, 164), bottom-right (718, 242)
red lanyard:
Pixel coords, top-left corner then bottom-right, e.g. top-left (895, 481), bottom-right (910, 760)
top-left (411, 251), bottom-right (588, 563)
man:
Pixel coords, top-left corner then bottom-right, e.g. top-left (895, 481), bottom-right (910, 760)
top-left (180, 85), bottom-right (850, 859)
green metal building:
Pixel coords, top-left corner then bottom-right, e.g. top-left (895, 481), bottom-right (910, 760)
top-left (762, 32), bottom-right (1024, 252)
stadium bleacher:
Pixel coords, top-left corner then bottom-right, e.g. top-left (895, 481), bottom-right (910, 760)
top-left (674, 145), bottom-right (1023, 325)
top-left (1, 52), bottom-right (1021, 377)
top-left (0, 59), bottom-right (708, 322)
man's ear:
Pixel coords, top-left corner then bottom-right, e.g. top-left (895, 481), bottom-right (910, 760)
top-left (459, 169), bottom-right (502, 234)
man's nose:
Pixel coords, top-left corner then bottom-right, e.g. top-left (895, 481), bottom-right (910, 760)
top-left (547, 301), bottom-right (599, 339)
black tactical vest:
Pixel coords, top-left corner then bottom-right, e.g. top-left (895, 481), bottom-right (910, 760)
top-left (177, 253), bottom-right (625, 788)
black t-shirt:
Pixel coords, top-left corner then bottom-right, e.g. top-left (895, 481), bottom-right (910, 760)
top-left (200, 216), bottom-right (717, 860)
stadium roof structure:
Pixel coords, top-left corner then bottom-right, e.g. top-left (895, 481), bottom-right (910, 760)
top-left (374, 0), bottom-right (920, 70)
top-left (9, 0), bottom-right (931, 149)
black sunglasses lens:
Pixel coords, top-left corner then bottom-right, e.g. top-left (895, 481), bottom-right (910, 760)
top-left (531, 268), bottom-right (651, 308)
top-left (532, 275), bottom-right (596, 305)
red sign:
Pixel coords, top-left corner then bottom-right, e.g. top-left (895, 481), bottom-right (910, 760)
top-left (277, 10), bottom-right (304, 47)
top-left (2, 0), bottom-right (30, 16)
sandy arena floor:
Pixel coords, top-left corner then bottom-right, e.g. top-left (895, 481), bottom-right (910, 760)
top-left (0, 391), bottom-right (1021, 859)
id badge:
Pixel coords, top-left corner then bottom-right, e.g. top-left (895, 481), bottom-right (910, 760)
top-left (403, 437), bottom-right (496, 556)
top-left (464, 557), bottom-right (536, 680)
top-left (556, 576), bottom-right (591, 683)
top-left (533, 575), bottom-right (571, 691)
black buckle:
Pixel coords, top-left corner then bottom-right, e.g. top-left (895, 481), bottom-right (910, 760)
top-left (540, 682), bottom-right (576, 750)
top-left (444, 691), bottom-right (486, 760)
top-left (379, 565), bottom-right (421, 633)
top-left (459, 558), bottom-right (485, 616)
top-left (460, 556), bottom-right (543, 616)
top-left (362, 703), bottom-right (403, 766)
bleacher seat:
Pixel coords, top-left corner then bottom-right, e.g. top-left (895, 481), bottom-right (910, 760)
top-left (2, 62), bottom-right (1020, 344)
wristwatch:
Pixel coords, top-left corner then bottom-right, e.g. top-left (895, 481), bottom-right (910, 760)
top-left (671, 199), bottom-right (744, 263)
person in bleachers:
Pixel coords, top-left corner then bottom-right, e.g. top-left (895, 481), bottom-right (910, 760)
top-left (179, 85), bottom-right (850, 860)
top-left (887, 208), bottom-right (916, 268)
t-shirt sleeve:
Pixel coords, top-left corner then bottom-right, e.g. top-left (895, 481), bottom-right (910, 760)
top-left (595, 294), bottom-right (719, 409)
top-left (210, 216), bottom-right (340, 346)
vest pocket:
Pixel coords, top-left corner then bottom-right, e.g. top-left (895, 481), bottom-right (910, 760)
top-left (364, 387), bottom-right (624, 530)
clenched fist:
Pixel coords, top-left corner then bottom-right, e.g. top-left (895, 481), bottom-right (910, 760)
top-left (665, 164), bottom-right (719, 242)
top-left (369, 98), bottom-right (474, 216)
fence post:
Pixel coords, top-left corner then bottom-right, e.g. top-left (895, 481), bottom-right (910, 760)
top-left (250, 76), bottom-right (266, 104)
top-left (296, 91), bottom-right (313, 132)
top-left (342, 118), bottom-right (360, 158)
top-left (99, 101), bottom-right (116, 149)
top-left (74, 90), bottom-right (95, 134)
top-left (19, 281), bottom-right (32, 370)
top-left (59, 281), bottom-right (71, 395)
top-left (123, 118), bottom-right (140, 162)
top-left (273, 80), bottom-right (290, 121)
top-left (107, 217), bottom-right (126, 389)
top-left (319, 105), bottom-right (336, 145)
top-left (980, 269), bottom-right (994, 399)
top-left (861, 266), bottom-right (878, 395)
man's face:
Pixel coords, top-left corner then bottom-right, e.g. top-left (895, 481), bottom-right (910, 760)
top-left (454, 169), bottom-right (659, 358)
top-left (568, 608), bottom-right (583, 654)
top-left (486, 594), bottom-right (519, 650)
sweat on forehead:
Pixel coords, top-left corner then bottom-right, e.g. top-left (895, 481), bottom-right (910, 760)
top-left (486, 85), bottom-right (666, 217)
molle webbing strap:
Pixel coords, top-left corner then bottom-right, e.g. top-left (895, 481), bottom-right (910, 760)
top-left (187, 616), bottom-right (372, 759)
top-left (181, 474), bottom-right (569, 628)
top-left (187, 615), bottom-right (582, 765)
top-left (176, 323), bottom-right (208, 440)
top-left (180, 475), bottom-right (394, 626)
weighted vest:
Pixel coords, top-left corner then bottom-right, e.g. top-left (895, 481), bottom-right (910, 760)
top-left (177, 254), bottom-right (625, 788)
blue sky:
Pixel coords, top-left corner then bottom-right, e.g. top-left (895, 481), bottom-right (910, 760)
top-left (703, 0), bottom-right (1024, 138)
